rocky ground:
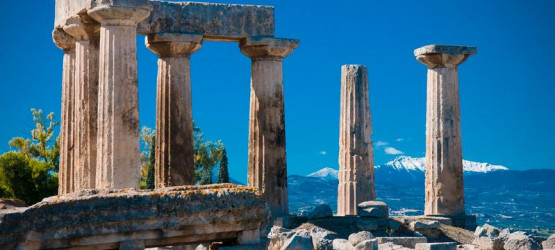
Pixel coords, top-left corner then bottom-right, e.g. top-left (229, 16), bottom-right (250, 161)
top-left (2, 198), bottom-right (553, 250)
top-left (225, 202), bottom-right (555, 250)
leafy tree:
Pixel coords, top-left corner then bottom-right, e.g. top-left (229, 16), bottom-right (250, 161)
top-left (193, 125), bottom-right (225, 185)
top-left (140, 126), bottom-right (156, 189)
top-left (0, 109), bottom-right (59, 204)
top-left (9, 109), bottom-right (59, 171)
top-left (218, 148), bottom-right (229, 183)
top-left (0, 152), bottom-right (58, 205)
top-left (138, 124), bottom-right (227, 186)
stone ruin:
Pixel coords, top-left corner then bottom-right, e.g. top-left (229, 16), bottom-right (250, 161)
top-left (52, 0), bottom-right (298, 219)
top-left (337, 45), bottom-right (477, 227)
top-left (0, 0), bottom-right (482, 249)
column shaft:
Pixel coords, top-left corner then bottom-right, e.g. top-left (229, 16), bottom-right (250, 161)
top-left (73, 38), bottom-right (99, 190)
top-left (59, 49), bottom-right (76, 194)
top-left (425, 67), bottom-right (464, 215)
top-left (241, 37), bottom-right (298, 217)
top-left (155, 56), bottom-right (194, 187)
top-left (414, 44), bottom-right (476, 217)
top-left (247, 59), bottom-right (288, 216)
top-left (95, 23), bottom-right (141, 189)
top-left (337, 65), bottom-right (375, 216)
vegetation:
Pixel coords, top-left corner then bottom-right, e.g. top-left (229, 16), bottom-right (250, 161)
top-left (139, 124), bottom-right (228, 187)
top-left (218, 148), bottom-right (229, 183)
top-left (0, 109), bottom-right (59, 204)
top-left (0, 109), bottom-right (229, 202)
top-left (193, 125), bottom-right (225, 185)
top-left (140, 127), bottom-right (156, 189)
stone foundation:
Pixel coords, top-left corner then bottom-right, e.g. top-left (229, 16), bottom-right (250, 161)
top-left (0, 184), bottom-right (266, 249)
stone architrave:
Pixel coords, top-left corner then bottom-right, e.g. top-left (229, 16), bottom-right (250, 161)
top-left (88, 5), bottom-right (151, 189)
top-left (240, 36), bottom-right (299, 217)
top-left (53, 29), bottom-right (76, 195)
top-left (63, 15), bottom-right (100, 191)
top-left (414, 44), bottom-right (477, 216)
top-left (146, 33), bottom-right (202, 188)
top-left (337, 65), bottom-right (376, 216)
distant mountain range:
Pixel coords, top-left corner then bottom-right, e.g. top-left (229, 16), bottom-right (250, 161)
top-left (306, 156), bottom-right (509, 180)
top-left (289, 156), bottom-right (555, 232)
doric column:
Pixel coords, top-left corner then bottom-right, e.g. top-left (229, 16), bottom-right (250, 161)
top-left (240, 37), bottom-right (299, 217)
top-left (337, 65), bottom-right (376, 216)
top-left (146, 33), bottom-right (202, 188)
top-left (88, 5), bottom-right (151, 189)
top-left (414, 44), bottom-right (477, 216)
top-left (63, 15), bottom-right (100, 191)
top-left (53, 29), bottom-right (76, 194)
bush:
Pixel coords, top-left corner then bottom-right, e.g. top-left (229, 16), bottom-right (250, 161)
top-left (0, 152), bottom-right (57, 205)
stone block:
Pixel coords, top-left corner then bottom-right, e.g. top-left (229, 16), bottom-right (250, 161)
top-left (378, 242), bottom-right (412, 250)
top-left (377, 237), bottom-right (428, 248)
top-left (357, 201), bottom-right (388, 218)
top-left (543, 234), bottom-right (555, 249)
top-left (474, 224), bottom-right (500, 238)
top-left (356, 219), bottom-right (381, 231)
top-left (281, 229), bottom-right (313, 250)
top-left (415, 242), bottom-right (458, 250)
top-left (414, 45), bottom-right (477, 57)
top-left (348, 231), bottom-right (374, 246)
top-left (298, 204), bottom-right (333, 220)
top-left (411, 220), bottom-right (440, 230)
top-left (55, 0), bottom-right (275, 40)
top-left (0, 184), bottom-right (266, 249)
top-left (354, 239), bottom-right (378, 250)
top-left (332, 239), bottom-right (355, 250)
top-left (309, 226), bottom-right (338, 250)
top-left (137, 1), bottom-right (275, 40)
top-left (503, 231), bottom-right (541, 250)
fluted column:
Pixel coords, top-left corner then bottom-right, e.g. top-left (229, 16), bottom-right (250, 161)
top-left (414, 44), bottom-right (477, 216)
top-left (146, 33), bottom-right (202, 188)
top-left (240, 37), bottom-right (299, 217)
top-left (337, 65), bottom-right (376, 216)
top-left (63, 15), bottom-right (100, 191)
top-left (53, 29), bottom-right (76, 194)
top-left (88, 5), bottom-right (151, 189)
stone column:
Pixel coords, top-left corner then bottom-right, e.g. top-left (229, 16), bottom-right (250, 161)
top-left (88, 5), bottom-right (151, 189)
top-left (146, 33), bottom-right (202, 188)
top-left (240, 37), bottom-right (298, 217)
top-left (53, 29), bottom-right (76, 194)
top-left (63, 15), bottom-right (100, 191)
top-left (337, 65), bottom-right (376, 216)
top-left (414, 45), bottom-right (477, 216)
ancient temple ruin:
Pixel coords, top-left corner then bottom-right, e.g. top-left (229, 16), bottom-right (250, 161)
top-left (53, 0), bottom-right (298, 215)
top-left (0, 0), bottom-right (299, 249)
top-left (0, 0), bottom-right (483, 247)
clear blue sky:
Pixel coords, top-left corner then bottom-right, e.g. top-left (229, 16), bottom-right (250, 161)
top-left (1, 1), bottom-right (554, 183)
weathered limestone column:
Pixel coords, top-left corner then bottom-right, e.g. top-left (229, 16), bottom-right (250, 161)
top-left (63, 15), bottom-right (100, 191)
top-left (414, 45), bottom-right (477, 216)
top-left (88, 5), bottom-right (151, 189)
top-left (240, 37), bottom-right (299, 217)
top-left (53, 29), bottom-right (76, 194)
top-left (145, 33), bottom-right (202, 188)
top-left (337, 65), bottom-right (376, 216)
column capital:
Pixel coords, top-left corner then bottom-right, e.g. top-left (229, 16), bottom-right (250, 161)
top-left (63, 15), bottom-right (100, 41)
top-left (88, 5), bottom-right (151, 26)
top-left (240, 36), bottom-right (299, 60)
top-left (53, 29), bottom-right (76, 51)
top-left (146, 33), bottom-right (202, 58)
top-left (414, 44), bottom-right (477, 68)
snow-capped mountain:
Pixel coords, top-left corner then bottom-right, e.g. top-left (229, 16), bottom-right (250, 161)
top-left (308, 156), bottom-right (508, 179)
top-left (377, 156), bottom-right (508, 173)
top-left (306, 167), bottom-right (338, 180)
